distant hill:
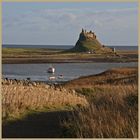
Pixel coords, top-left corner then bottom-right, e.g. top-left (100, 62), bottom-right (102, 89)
top-left (69, 29), bottom-right (113, 53)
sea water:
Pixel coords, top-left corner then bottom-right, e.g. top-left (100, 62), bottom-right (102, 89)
top-left (2, 62), bottom-right (138, 82)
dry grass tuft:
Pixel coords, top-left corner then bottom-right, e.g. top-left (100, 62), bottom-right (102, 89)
top-left (2, 83), bottom-right (87, 121)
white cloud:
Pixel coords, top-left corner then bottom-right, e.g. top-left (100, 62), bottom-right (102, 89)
top-left (3, 7), bottom-right (138, 45)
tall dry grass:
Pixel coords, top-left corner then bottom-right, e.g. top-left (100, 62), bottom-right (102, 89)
top-left (62, 84), bottom-right (138, 138)
top-left (2, 83), bottom-right (87, 121)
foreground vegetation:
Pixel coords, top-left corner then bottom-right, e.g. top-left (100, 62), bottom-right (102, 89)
top-left (62, 84), bottom-right (138, 138)
top-left (2, 80), bottom-right (87, 122)
top-left (2, 67), bottom-right (138, 138)
top-left (61, 67), bottom-right (138, 138)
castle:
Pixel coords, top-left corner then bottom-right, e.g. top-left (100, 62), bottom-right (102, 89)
top-left (80, 28), bottom-right (96, 40)
top-left (69, 28), bottom-right (113, 53)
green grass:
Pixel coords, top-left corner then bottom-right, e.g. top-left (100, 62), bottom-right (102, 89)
top-left (2, 47), bottom-right (138, 64)
top-left (3, 105), bottom-right (75, 124)
top-left (2, 48), bottom-right (64, 57)
top-left (68, 40), bottom-right (112, 53)
top-left (2, 47), bottom-right (108, 59)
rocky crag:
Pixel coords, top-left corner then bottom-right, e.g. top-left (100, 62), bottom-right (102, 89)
top-left (70, 29), bottom-right (113, 53)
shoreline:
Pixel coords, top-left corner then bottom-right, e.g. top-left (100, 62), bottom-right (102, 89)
top-left (2, 57), bottom-right (138, 64)
top-left (2, 78), bottom-right (66, 86)
top-left (2, 67), bottom-right (138, 86)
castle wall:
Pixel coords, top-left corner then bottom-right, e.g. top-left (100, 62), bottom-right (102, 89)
top-left (86, 33), bottom-right (94, 38)
top-left (81, 29), bottom-right (96, 40)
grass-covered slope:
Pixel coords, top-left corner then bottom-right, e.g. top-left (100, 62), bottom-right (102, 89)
top-left (63, 67), bottom-right (138, 89)
top-left (70, 40), bottom-right (112, 53)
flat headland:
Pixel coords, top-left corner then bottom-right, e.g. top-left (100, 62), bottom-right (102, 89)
top-left (2, 47), bottom-right (138, 64)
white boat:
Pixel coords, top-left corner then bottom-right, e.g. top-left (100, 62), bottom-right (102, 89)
top-left (47, 66), bottom-right (55, 73)
top-left (58, 74), bottom-right (63, 79)
top-left (49, 76), bottom-right (56, 80)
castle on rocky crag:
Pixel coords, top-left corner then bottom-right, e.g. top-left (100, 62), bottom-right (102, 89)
top-left (69, 28), bottom-right (113, 53)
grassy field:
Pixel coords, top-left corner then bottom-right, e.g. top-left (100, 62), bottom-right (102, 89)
top-left (2, 48), bottom-right (64, 57)
top-left (2, 47), bottom-right (138, 63)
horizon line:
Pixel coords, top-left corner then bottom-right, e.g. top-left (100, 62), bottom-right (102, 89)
top-left (2, 44), bottom-right (138, 47)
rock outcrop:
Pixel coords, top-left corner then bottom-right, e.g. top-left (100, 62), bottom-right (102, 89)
top-left (70, 29), bottom-right (113, 53)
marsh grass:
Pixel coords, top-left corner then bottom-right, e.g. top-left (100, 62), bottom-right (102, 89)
top-left (61, 84), bottom-right (138, 138)
top-left (2, 84), bottom-right (87, 122)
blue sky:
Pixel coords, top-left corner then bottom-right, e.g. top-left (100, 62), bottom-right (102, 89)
top-left (2, 2), bottom-right (138, 46)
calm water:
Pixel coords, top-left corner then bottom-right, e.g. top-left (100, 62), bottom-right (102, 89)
top-left (3, 44), bottom-right (138, 51)
top-left (2, 62), bottom-right (138, 82)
